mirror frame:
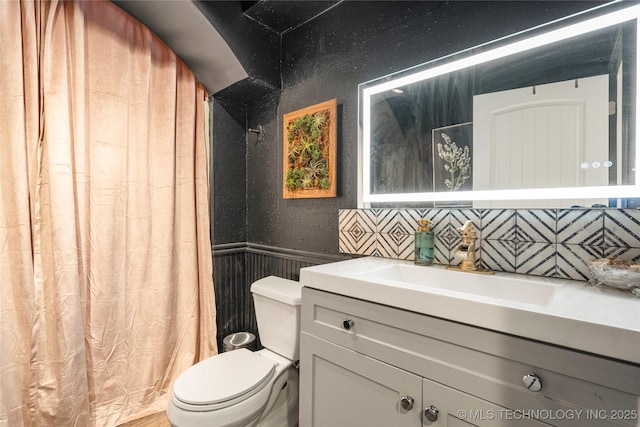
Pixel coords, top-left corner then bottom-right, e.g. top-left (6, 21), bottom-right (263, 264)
top-left (358, 2), bottom-right (640, 207)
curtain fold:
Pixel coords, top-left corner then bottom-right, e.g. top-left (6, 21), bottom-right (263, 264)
top-left (1, 1), bottom-right (39, 425)
top-left (1, 1), bottom-right (216, 425)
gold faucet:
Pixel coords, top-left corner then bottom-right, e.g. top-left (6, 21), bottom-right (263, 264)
top-left (446, 220), bottom-right (494, 275)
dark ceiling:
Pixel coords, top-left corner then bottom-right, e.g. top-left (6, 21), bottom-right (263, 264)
top-left (239, 0), bottom-right (341, 34)
top-left (189, 0), bottom-right (344, 102)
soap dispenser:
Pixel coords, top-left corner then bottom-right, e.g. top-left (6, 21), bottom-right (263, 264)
top-left (414, 219), bottom-right (434, 266)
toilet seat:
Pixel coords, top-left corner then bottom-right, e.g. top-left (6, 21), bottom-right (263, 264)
top-left (172, 349), bottom-right (277, 411)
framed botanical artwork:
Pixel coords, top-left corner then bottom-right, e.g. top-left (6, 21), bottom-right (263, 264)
top-left (283, 99), bottom-right (337, 199)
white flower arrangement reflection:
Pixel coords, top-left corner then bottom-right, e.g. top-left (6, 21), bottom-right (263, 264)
top-left (436, 132), bottom-right (471, 191)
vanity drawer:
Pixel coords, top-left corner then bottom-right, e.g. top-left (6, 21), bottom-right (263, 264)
top-left (301, 287), bottom-right (640, 426)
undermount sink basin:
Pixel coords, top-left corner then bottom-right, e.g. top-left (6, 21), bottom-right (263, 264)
top-left (360, 264), bottom-right (557, 306)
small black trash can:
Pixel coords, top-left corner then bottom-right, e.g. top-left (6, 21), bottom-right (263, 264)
top-left (222, 332), bottom-right (256, 352)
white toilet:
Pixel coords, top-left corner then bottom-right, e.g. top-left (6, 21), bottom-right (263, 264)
top-left (167, 276), bottom-right (303, 427)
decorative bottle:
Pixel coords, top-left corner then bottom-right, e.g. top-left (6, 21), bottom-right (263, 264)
top-left (414, 219), bottom-right (434, 266)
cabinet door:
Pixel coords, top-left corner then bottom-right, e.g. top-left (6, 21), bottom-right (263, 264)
top-left (300, 332), bottom-right (422, 427)
top-left (422, 378), bottom-right (550, 427)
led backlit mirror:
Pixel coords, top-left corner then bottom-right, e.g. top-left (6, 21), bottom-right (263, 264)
top-left (359, 3), bottom-right (640, 208)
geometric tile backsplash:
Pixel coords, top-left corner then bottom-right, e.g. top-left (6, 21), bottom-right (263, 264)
top-left (339, 208), bottom-right (640, 281)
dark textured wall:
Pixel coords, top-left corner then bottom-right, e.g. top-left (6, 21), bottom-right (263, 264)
top-left (210, 1), bottom-right (608, 345)
top-left (212, 99), bottom-right (247, 245)
top-left (242, 1), bottom-right (605, 254)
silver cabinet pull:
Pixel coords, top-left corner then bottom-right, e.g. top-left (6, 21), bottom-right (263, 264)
top-left (342, 319), bottom-right (355, 330)
top-left (424, 405), bottom-right (439, 422)
top-left (400, 396), bottom-right (414, 410)
top-left (522, 373), bottom-right (542, 392)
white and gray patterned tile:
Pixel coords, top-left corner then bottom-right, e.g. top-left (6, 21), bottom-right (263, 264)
top-left (340, 207), bottom-right (640, 281)
top-left (339, 210), bottom-right (378, 255)
top-left (516, 209), bottom-right (556, 243)
top-left (440, 223), bottom-right (461, 263)
top-left (376, 232), bottom-right (398, 258)
top-left (449, 209), bottom-right (483, 238)
top-left (338, 209), bottom-right (357, 231)
top-left (339, 230), bottom-right (377, 255)
top-left (397, 209), bottom-right (427, 233)
top-left (556, 209), bottom-right (604, 245)
top-left (339, 209), bottom-right (376, 235)
top-left (480, 240), bottom-right (516, 272)
top-left (423, 208), bottom-right (450, 230)
top-left (515, 242), bottom-right (556, 277)
top-left (482, 209), bottom-right (516, 241)
top-left (367, 208), bottom-right (385, 216)
top-left (556, 244), bottom-right (604, 281)
top-left (375, 209), bottom-right (418, 260)
top-left (433, 235), bottom-right (449, 265)
top-left (338, 230), bottom-right (357, 254)
top-left (340, 220), bottom-right (367, 243)
top-left (376, 209), bottom-right (398, 233)
top-left (338, 231), bottom-right (358, 255)
top-left (377, 209), bottom-right (425, 235)
top-left (604, 209), bottom-right (640, 248)
top-left (370, 247), bottom-right (387, 258)
top-left (398, 234), bottom-right (416, 261)
top-left (379, 223), bottom-right (415, 259)
top-left (357, 209), bottom-right (378, 233)
top-left (603, 246), bottom-right (640, 262)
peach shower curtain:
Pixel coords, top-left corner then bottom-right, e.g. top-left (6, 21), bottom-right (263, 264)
top-left (0, 1), bottom-right (217, 426)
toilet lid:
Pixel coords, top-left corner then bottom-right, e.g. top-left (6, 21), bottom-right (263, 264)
top-left (173, 349), bottom-right (276, 406)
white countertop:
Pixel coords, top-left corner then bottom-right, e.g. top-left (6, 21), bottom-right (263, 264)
top-left (299, 256), bottom-right (640, 365)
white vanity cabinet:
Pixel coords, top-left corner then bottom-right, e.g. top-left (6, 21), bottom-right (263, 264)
top-left (299, 287), bottom-right (640, 427)
top-left (300, 333), bottom-right (422, 427)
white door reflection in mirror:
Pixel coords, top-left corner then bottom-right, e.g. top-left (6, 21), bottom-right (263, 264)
top-left (473, 75), bottom-right (609, 208)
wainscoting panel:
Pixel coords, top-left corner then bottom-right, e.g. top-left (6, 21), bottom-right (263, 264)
top-left (212, 243), bottom-right (248, 352)
top-left (213, 243), bottom-right (350, 351)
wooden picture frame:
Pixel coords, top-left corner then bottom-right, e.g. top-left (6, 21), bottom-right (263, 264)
top-left (283, 99), bottom-right (337, 199)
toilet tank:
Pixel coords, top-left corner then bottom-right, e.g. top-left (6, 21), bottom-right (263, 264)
top-left (250, 276), bottom-right (303, 361)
